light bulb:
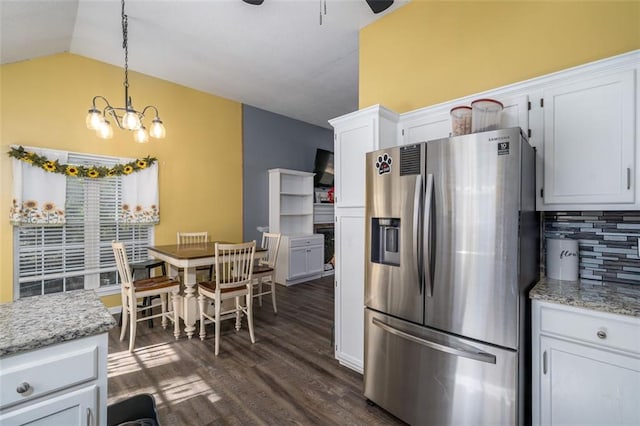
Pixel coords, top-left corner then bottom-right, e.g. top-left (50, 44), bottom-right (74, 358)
top-left (85, 108), bottom-right (103, 130)
top-left (122, 110), bottom-right (141, 130)
top-left (96, 120), bottom-right (113, 139)
top-left (149, 118), bottom-right (166, 139)
top-left (134, 126), bottom-right (149, 143)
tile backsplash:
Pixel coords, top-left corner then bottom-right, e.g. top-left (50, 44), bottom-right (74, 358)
top-left (543, 211), bottom-right (640, 285)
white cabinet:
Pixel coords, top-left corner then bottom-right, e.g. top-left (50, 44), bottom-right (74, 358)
top-left (400, 109), bottom-right (450, 145)
top-left (268, 168), bottom-right (314, 235)
top-left (330, 105), bottom-right (399, 208)
top-left (275, 234), bottom-right (324, 286)
top-left (0, 333), bottom-right (108, 426)
top-left (269, 169), bottom-right (324, 286)
top-left (538, 69), bottom-right (636, 208)
top-left (532, 300), bottom-right (640, 426)
top-left (334, 213), bottom-right (365, 373)
top-left (398, 94), bottom-right (529, 146)
top-left (329, 105), bottom-right (398, 373)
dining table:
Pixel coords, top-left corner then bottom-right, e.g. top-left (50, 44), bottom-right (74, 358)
top-left (147, 242), bottom-right (266, 339)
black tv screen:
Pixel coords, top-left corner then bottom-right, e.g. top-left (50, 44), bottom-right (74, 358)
top-left (313, 148), bottom-right (334, 187)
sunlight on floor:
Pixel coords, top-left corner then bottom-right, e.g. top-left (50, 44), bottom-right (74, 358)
top-left (158, 374), bottom-right (222, 405)
top-left (108, 342), bottom-right (180, 377)
top-left (109, 343), bottom-right (222, 408)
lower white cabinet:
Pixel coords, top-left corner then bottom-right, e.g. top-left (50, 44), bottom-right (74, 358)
top-left (0, 333), bottom-right (108, 426)
top-left (275, 234), bottom-right (324, 286)
top-left (334, 211), bottom-right (365, 373)
top-left (532, 300), bottom-right (640, 426)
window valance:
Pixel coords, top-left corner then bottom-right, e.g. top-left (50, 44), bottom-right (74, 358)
top-left (9, 146), bottom-right (160, 226)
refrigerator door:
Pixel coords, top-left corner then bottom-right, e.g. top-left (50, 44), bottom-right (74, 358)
top-left (365, 144), bottom-right (424, 324)
top-left (425, 128), bottom-right (523, 349)
top-left (364, 309), bottom-right (518, 425)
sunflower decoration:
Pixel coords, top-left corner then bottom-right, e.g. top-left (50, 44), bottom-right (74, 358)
top-left (43, 161), bottom-right (57, 172)
top-left (66, 165), bottom-right (79, 177)
top-left (7, 146), bottom-right (156, 179)
top-left (87, 168), bottom-right (100, 179)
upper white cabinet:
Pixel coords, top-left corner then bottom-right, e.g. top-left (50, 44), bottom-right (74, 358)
top-left (532, 300), bottom-right (640, 426)
top-left (538, 69), bottom-right (636, 208)
top-left (395, 50), bottom-right (639, 211)
top-left (329, 105), bottom-right (399, 208)
top-left (400, 109), bottom-right (451, 145)
top-left (268, 168), bottom-right (314, 235)
top-left (399, 94), bottom-right (530, 146)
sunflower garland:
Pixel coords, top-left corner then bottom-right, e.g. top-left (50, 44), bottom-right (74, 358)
top-left (8, 146), bottom-right (157, 178)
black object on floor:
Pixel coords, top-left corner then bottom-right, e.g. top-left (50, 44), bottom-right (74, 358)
top-left (107, 393), bottom-right (160, 426)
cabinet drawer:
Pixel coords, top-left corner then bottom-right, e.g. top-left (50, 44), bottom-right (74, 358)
top-left (539, 302), bottom-right (640, 355)
top-left (0, 345), bottom-right (98, 409)
top-left (289, 235), bottom-right (323, 248)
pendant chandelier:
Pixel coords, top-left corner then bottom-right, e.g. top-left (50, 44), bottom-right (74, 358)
top-left (85, 0), bottom-right (165, 143)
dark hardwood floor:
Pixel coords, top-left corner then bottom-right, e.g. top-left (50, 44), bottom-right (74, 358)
top-left (107, 276), bottom-right (404, 425)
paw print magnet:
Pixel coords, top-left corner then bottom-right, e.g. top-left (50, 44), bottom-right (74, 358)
top-left (375, 153), bottom-right (392, 175)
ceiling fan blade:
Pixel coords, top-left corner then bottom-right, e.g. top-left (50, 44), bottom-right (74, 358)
top-left (365, 0), bottom-right (394, 14)
top-left (242, 0), bottom-right (264, 5)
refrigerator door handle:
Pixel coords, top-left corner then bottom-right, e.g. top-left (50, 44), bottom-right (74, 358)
top-left (413, 174), bottom-right (423, 294)
top-left (423, 173), bottom-right (434, 297)
top-left (372, 317), bottom-right (497, 364)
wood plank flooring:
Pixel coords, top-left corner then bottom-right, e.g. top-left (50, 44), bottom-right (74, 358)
top-left (107, 276), bottom-right (404, 425)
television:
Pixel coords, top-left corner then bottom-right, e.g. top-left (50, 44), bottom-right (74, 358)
top-left (313, 148), bottom-right (334, 188)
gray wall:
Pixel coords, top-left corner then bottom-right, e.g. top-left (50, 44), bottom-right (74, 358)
top-left (242, 105), bottom-right (334, 244)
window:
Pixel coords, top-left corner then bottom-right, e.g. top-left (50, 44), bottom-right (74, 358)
top-left (13, 152), bottom-right (154, 298)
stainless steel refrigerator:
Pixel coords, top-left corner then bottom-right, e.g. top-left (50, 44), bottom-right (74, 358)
top-left (364, 127), bottom-right (539, 425)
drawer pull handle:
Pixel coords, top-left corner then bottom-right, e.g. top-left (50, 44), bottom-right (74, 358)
top-left (16, 382), bottom-right (31, 394)
top-left (596, 330), bottom-right (607, 339)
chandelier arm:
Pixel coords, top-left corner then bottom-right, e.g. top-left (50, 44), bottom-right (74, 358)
top-left (105, 107), bottom-right (126, 130)
top-left (91, 95), bottom-right (113, 109)
top-left (140, 105), bottom-right (160, 119)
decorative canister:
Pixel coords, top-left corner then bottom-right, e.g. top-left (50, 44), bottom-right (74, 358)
top-left (546, 238), bottom-right (579, 281)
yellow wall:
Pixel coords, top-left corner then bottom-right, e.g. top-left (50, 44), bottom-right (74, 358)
top-left (360, 1), bottom-right (640, 112)
top-left (0, 53), bottom-right (243, 305)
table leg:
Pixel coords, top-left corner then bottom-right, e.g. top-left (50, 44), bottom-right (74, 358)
top-left (182, 267), bottom-right (198, 339)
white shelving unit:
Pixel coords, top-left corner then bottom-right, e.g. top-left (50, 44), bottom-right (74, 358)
top-left (269, 168), bottom-right (314, 235)
top-left (269, 168), bottom-right (324, 286)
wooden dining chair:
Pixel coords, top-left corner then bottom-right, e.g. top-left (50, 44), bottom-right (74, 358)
top-left (177, 231), bottom-right (213, 281)
top-left (197, 241), bottom-right (256, 356)
top-left (112, 241), bottom-right (181, 352)
top-left (252, 232), bottom-right (281, 314)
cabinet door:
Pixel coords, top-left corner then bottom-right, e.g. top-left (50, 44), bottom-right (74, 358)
top-left (289, 247), bottom-right (308, 279)
top-left (334, 213), bottom-right (365, 373)
top-left (0, 385), bottom-right (97, 426)
top-left (401, 110), bottom-right (451, 145)
top-left (539, 336), bottom-right (640, 425)
top-left (306, 245), bottom-right (324, 276)
top-left (542, 70), bottom-right (636, 205)
top-left (334, 118), bottom-right (375, 208)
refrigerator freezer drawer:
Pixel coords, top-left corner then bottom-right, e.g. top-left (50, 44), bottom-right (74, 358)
top-left (364, 309), bottom-right (518, 426)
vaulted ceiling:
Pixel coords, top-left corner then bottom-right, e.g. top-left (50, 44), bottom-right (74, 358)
top-left (1, 0), bottom-right (407, 128)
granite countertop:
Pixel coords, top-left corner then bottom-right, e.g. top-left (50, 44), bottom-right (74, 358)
top-left (530, 277), bottom-right (640, 318)
top-left (0, 289), bottom-right (116, 357)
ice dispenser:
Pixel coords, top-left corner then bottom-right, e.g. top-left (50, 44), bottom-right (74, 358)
top-left (371, 218), bottom-right (401, 266)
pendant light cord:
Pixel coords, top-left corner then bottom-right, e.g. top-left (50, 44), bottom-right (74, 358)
top-left (121, 0), bottom-right (129, 93)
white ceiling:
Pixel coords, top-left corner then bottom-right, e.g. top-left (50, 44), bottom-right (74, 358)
top-left (0, 0), bottom-right (407, 128)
